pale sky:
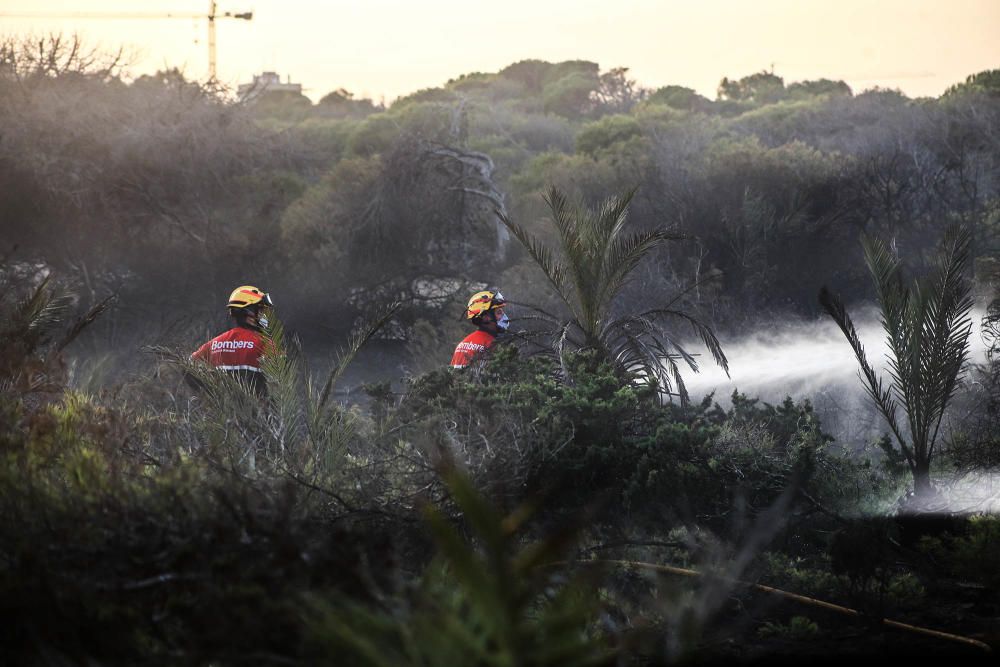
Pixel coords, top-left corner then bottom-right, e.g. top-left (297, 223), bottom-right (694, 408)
top-left (1, 0), bottom-right (998, 103)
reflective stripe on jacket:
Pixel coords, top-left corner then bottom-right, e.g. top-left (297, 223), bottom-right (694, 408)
top-left (191, 327), bottom-right (268, 372)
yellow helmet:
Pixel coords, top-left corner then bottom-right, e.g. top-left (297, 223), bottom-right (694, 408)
top-left (227, 285), bottom-right (273, 310)
top-left (465, 290), bottom-right (505, 320)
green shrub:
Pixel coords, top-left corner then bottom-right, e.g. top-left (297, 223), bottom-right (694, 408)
top-left (757, 615), bottom-right (819, 639)
top-left (305, 468), bottom-right (613, 666)
top-left (919, 514), bottom-right (1000, 590)
top-left (759, 552), bottom-right (842, 601)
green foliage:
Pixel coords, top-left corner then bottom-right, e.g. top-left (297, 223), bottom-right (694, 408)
top-left (702, 393), bottom-right (832, 516)
top-left (316, 88), bottom-right (380, 118)
top-left (344, 102), bottom-right (454, 158)
top-left (281, 156), bottom-right (381, 274)
top-left (0, 285), bottom-right (413, 663)
top-left (717, 71), bottom-right (786, 105)
top-left (248, 89), bottom-right (314, 121)
top-left (5, 44), bottom-right (996, 348)
top-left (292, 116), bottom-right (361, 157)
top-left (704, 135), bottom-right (839, 188)
top-left (953, 515), bottom-right (1000, 584)
top-left (3, 46), bottom-right (999, 663)
top-left (0, 276), bottom-right (74, 391)
top-left (348, 113), bottom-right (404, 156)
top-left (820, 226), bottom-right (975, 499)
top-left (732, 99), bottom-right (827, 145)
top-left (398, 346), bottom-right (660, 512)
top-left (499, 59), bottom-right (599, 97)
top-left (945, 69), bottom-right (1000, 97)
top-left (306, 467), bottom-right (613, 666)
top-left (830, 519), bottom-right (904, 612)
top-left (391, 86), bottom-right (459, 109)
top-left (0, 271), bottom-right (114, 396)
top-left (169, 303), bottom-right (400, 486)
top-left (509, 152), bottom-right (615, 202)
top-left (446, 71), bottom-right (498, 93)
top-left (763, 535), bottom-right (925, 618)
top-left (885, 572), bottom-right (925, 606)
top-left (0, 405), bottom-right (397, 663)
top-left (759, 553), bottom-right (842, 601)
top-left (918, 515), bottom-right (1000, 589)
top-left (647, 85), bottom-right (711, 111)
top-left (575, 115), bottom-right (642, 156)
top-left (786, 78), bottom-right (852, 100)
top-left (0, 274), bottom-right (946, 664)
top-left (757, 615), bottom-right (819, 639)
top-left (397, 347), bottom-right (854, 543)
top-left (499, 186), bottom-right (728, 400)
top-left (543, 71), bottom-right (600, 118)
top-left (317, 300), bottom-right (403, 409)
top-left (501, 112), bottom-right (575, 152)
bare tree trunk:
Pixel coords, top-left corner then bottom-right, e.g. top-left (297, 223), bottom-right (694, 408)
top-left (911, 460), bottom-right (935, 502)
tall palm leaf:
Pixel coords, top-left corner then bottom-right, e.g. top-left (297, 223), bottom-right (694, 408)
top-left (499, 186), bottom-right (728, 401)
top-left (0, 273), bottom-right (114, 392)
top-left (820, 226), bottom-right (974, 499)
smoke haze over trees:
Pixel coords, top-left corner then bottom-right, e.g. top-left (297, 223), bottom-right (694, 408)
top-left (3, 38), bottom-right (997, 363)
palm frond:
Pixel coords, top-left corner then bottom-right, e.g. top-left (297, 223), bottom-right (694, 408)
top-left (863, 234), bottom-right (928, 450)
top-left (606, 315), bottom-right (702, 402)
top-left (862, 234), bottom-right (916, 418)
top-left (504, 186), bottom-right (727, 399)
top-left (918, 226), bottom-right (974, 457)
top-left (497, 209), bottom-right (569, 306)
top-left (319, 300), bottom-right (402, 409)
top-left (548, 190), bottom-right (596, 329)
top-left (599, 229), bottom-right (683, 315)
top-left (825, 226), bottom-right (975, 496)
top-left (541, 186), bottom-right (580, 252)
top-left (819, 286), bottom-right (913, 465)
top-left (639, 308), bottom-right (730, 377)
top-left (260, 316), bottom-right (308, 451)
top-left (597, 187), bottom-right (637, 245)
top-left (55, 293), bottom-right (117, 353)
top-left (8, 276), bottom-right (73, 347)
top-left (503, 300), bottom-right (561, 324)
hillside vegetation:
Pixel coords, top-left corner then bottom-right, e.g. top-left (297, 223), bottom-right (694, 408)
top-left (2, 35), bottom-right (1000, 664)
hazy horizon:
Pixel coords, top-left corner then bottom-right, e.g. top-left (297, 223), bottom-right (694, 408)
top-left (2, 0), bottom-right (998, 103)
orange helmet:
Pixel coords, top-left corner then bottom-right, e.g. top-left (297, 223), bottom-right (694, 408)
top-left (465, 290), bottom-right (505, 320)
top-left (227, 285), bottom-right (273, 310)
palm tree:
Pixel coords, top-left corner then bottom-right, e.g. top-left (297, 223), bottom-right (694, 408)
top-left (819, 226), bottom-right (974, 501)
top-left (498, 186), bottom-right (728, 401)
top-left (0, 273), bottom-right (114, 393)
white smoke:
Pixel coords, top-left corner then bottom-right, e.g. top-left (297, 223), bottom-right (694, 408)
top-left (682, 308), bottom-right (996, 513)
top-left (684, 308), bottom-right (991, 446)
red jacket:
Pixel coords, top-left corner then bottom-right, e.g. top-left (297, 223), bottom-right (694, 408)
top-left (191, 327), bottom-right (269, 373)
top-left (450, 330), bottom-right (496, 369)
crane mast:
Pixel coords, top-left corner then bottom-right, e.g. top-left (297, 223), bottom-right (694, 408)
top-left (0, 3), bottom-right (253, 80)
top-left (209, 2), bottom-right (217, 79)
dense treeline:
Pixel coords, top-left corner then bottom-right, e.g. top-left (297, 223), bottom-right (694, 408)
top-left (3, 36), bottom-right (998, 368)
top-left (2, 35), bottom-right (1000, 664)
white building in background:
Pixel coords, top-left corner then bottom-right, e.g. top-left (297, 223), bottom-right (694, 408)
top-left (238, 72), bottom-right (302, 99)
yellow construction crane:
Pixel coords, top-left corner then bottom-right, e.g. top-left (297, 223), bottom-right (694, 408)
top-left (0, 2), bottom-right (253, 79)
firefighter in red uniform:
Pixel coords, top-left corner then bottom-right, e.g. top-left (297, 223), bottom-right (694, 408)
top-left (451, 290), bottom-right (509, 369)
top-left (191, 285), bottom-right (274, 396)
